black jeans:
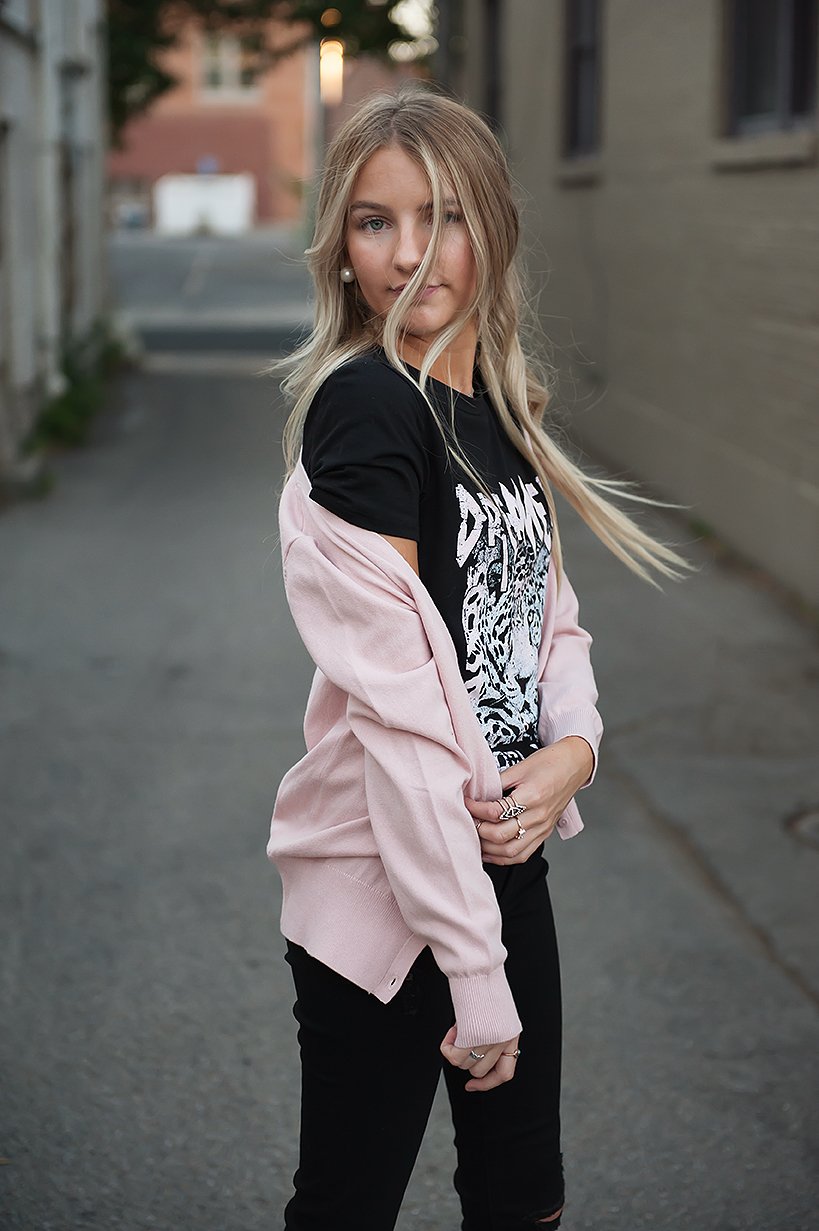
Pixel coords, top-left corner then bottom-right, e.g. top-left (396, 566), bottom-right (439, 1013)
top-left (283, 846), bottom-right (564, 1230)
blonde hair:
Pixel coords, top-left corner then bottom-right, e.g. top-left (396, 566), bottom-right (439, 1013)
top-left (272, 80), bottom-right (695, 592)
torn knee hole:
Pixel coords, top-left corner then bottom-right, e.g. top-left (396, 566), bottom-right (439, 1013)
top-left (534, 1203), bottom-right (564, 1224)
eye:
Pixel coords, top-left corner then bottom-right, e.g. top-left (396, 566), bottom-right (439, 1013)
top-left (424, 210), bottom-right (464, 227)
top-left (359, 216), bottom-right (388, 233)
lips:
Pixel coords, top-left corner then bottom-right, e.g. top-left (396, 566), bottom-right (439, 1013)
top-left (389, 284), bottom-right (442, 294)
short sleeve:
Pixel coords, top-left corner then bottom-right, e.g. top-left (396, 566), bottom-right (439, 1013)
top-left (301, 358), bottom-right (429, 541)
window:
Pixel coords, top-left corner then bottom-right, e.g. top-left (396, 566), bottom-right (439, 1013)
top-left (484, 0), bottom-right (503, 131)
top-left (564, 0), bottom-right (602, 157)
top-left (201, 32), bottom-right (262, 96)
top-left (729, 0), bottom-right (817, 134)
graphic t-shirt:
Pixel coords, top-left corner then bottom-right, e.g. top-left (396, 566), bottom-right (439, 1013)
top-left (301, 347), bottom-right (553, 770)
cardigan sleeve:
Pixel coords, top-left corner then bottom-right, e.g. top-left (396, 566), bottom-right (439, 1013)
top-left (537, 567), bottom-right (604, 789)
top-left (282, 528), bottom-right (522, 1050)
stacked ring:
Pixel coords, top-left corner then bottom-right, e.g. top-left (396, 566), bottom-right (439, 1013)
top-left (498, 793), bottom-right (527, 823)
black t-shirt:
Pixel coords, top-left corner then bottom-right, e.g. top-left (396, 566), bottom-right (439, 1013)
top-left (301, 347), bottom-right (553, 770)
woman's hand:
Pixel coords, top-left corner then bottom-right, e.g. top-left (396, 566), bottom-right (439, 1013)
top-left (465, 737), bottom-right (594, 865)
top-left (439, 1025), bottom-right (522, 1092)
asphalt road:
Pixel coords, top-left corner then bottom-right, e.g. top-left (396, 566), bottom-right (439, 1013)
top-left (1, 232), bottom-right (817, 1230)
top-left (108, 228), bottom-right (314, 355)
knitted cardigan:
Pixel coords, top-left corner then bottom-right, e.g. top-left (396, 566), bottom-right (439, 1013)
top-left (267, 457), bottom-right (604, 1048)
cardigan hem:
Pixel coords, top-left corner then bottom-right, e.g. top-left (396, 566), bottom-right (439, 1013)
top-left (275, 855), bottom-right (521, 1043)
top-left (277, 855), bottom-right (428, 1003)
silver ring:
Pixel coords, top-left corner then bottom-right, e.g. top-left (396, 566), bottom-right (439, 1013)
top-left (475, 819), bottom-right (484, 831)
top-left (515, 824), bottom-right (526, 840)
top-left (468, 1049), bottom-right (486, 1061)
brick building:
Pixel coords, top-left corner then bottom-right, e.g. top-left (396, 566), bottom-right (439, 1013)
top-left (107, 17), bottom-right (314, 228)
top-left (107, 16), bottom-right (422, 234)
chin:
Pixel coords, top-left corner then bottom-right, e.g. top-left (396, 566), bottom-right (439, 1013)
top-left (404, 306), bottom-right (456, 331)
top-left (396, 324), bottom-right (443, 344)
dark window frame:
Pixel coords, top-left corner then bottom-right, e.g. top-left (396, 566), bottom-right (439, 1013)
top-left (728, 0), bottom-right (817, 135)
top-left (484, 0), bottom-right (503, 132)
top-left (563, 0), bottom-right (603, 158)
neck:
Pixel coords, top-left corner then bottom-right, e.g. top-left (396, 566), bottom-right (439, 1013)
top-left (398, 325), bottom-right (478, 397)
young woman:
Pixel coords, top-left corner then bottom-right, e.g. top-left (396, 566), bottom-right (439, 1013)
top-left (267, 82), bottom-right (692, 1230)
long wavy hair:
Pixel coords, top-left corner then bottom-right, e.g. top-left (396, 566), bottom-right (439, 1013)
top-left (272, 80), bottom-right (695, 592)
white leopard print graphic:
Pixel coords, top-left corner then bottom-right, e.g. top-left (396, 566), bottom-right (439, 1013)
top-left (455, 475), bottom-right (552, 769)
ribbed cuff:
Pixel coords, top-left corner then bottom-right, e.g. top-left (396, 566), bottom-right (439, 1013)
top-left (449, 965), bottom-right (522, 1050)
top-left (540, 706), bottom-right (602, 789)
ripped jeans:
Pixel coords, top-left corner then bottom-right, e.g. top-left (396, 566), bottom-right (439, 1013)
top-left (282, 844), bottom-right (565, 1230)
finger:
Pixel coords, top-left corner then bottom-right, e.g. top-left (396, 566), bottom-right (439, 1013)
top-left (441, 1025), bottom-right (470, 1066)
top-left (465, 1054), bottom-right (518, 1091)
top-left (498, 768), bottom-right (524, 793)
top-left (440, 1025), bottom-right (458, 1051)
top-left (480, 823), bottom-right (546, 855)
top-left (441, 1043), bottom-right (470, 1068)
top-left (462, 1045), bottom-right (502, 1080)
top-left (444, 1050), bottom-right (479, 1071)
top-left (480, 826), bottom-right (534, 853)
top-left (481, 805), bottom-right (547, 845)
top-left (482, 836), bottom-right (545, 865)
top-left (441, 1040), bottom-right (489, 1070)
top-left (463, 797), bottom-right (507, 824)
top-left (482, 811), bottom-right (560, 851)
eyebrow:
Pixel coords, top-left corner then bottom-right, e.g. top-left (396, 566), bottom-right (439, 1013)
top-left (349, 197), bottom-right (460, 213)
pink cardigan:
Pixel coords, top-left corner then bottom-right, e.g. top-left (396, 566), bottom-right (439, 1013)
top-left (267, 457), bottom-right (603, 1048)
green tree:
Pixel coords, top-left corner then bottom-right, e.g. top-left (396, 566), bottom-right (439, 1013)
top-left (107, 0), bottom-right (425, 145)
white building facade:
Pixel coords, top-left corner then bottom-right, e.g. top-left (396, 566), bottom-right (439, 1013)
top-left (0, 0), bottom-right (107, 484)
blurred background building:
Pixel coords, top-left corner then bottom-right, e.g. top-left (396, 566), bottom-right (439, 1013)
top-left (451, 0), bottom-right (818, 608)
top-left (106, 15), bottom-right (314, 232)
top-left (0, 0), bottom-right (107, 486)
top-left (105, 11), bottom-right (420, 234)
top-left (0, 0), bottom-right (425, 491)
top-left (2, 0), bottom-right (816, 611)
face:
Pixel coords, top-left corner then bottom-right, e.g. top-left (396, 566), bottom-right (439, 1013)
top-left (344, 144), bottom-right (477, 344)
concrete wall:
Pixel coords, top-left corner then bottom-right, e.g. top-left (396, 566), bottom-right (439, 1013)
top-left (458, 0), bottom-right (819, 607)
top-left (0, 0), bottom-right (41, 475)
top-left (0, 0), bottom-right (108, 483)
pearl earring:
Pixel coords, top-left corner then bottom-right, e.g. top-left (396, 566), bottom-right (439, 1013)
top-left (340, 266), bottom-right (355, 283)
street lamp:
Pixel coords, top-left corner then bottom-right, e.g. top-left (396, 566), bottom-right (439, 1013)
top-left (319, 38), bottom-right (344, 107)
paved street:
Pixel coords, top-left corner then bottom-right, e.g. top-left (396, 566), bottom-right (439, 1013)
top-left (1, 232), bottom-right (818, 1230)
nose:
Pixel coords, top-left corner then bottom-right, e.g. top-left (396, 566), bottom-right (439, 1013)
top-left (392, 219), bottom-right (428, 276)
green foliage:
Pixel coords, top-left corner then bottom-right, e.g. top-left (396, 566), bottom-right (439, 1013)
top-left (287, 1), bottom-right (414, 57)
top-left (107, 1), bottom-right (178, 144)
top-left (24, 320), bottom-right (131, 453)
top-left (106, 0), bottom-right (418, 145)
top-left (29, 375), bottom-right (102, 449)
